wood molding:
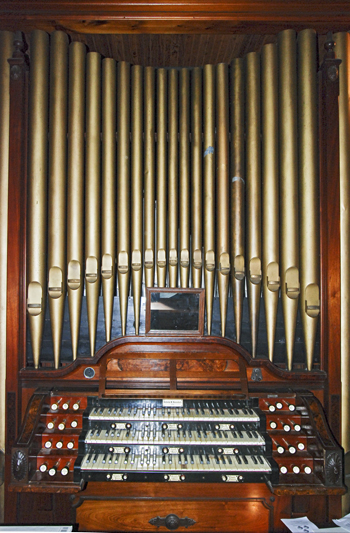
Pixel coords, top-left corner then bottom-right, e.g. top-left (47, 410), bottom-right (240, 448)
top-left (0, 1), bottom-right (350, 33)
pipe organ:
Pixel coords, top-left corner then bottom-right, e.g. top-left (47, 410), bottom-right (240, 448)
top-left (24, 28), bottom-right (322, 370)
top-left (2, 21), bottom-right (348, 532)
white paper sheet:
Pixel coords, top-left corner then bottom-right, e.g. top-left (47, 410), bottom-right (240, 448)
top-left (281, 516), bottom-right (319, 532)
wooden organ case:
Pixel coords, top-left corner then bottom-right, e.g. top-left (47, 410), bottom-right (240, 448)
top-left (2, 8), bottom-right (347, 533)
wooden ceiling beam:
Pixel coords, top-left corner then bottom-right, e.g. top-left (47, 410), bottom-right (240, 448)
top-left (0, 1), bottom-right (350, 33)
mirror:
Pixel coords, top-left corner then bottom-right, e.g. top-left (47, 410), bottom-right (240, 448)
top-left (145, 288), bottom-right (205, 336)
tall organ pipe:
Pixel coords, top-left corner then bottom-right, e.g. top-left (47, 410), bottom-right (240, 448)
top-left (191, 67), bottom-right (203, 289)
top-left (85, 52), bottom-right (101, 357)
top-left (278, 29), bottom-right (300, 370)
top-left (230, 58), bottom-right (245, 344)
top-left (131, 65), bottom-right (143, 334)
top-left (334, 31), bottom-right (350, 459)
top-left (27, 30), bottom-right (49, 368)
top-left (245, 52), bottom-right (262, 358)
top-left (67, 41), bottom-right (86, 360)
top-left (47, 31), bottom-right (69, 369)
top-left (203, 65), bottom-right (216, 334)
top-left (156, 69), bottom-right (167, 288)
top-left (179, 68), bottom-right (190, 288)
top-left (117, 61), bottom-right (131, 336)
top-left (261, 43), bottom-right (280, 362)
top-left (144, 67), bottom-right (155, 288)
top-left (216, 63), bottom-right (230, 337)
top-left (101, 58), bottom-right (117, 342)
top-left (298, 29), bottom-right (319, 370)
top-left (168, 69), bottom-right (179, 288)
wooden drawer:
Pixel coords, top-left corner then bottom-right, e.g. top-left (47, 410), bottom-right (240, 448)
top-left (77, 498), bottom-right (272, 532)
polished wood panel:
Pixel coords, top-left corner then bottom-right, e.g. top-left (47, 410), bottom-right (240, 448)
top-left (1, 2), bottom-right (350, 34)
top-left (5, 35), bottom-right (28, 522)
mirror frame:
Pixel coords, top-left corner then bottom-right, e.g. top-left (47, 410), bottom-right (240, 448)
top-left (145, 288), bottom-right (205, 336)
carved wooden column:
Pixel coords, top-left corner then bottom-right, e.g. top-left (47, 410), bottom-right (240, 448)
top-left (5, 31), bottom-right (28, 522)
top-left (319, 33), bottom-right (342, 520)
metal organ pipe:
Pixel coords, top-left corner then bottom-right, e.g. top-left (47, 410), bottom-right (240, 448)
top-left (297, 29), bottom-right (319, 370)
top-left (278, 29), bottom-right (300, 370)
top-left (47, 31), bottom-right (69, 369)
top-left (85, 52), bottom-right (101, 357)
top-left (245, 52), bottom-right (262, 358)
top-left (230, 58), bottom-right (245, 345)
top-left (168, 69), bottom-right (179, 289)
top-left (191, 67), bottom-right (203, 290)
top-left (131, 65), bottom-right (143, 334)
top-left (117, 61), bottom-right (131, 337)
top-left (101, 58), bottom-right (117, 343)
top-left (261, 43), bottom-right (280, 362)
top-left (203, 64), bottom-right (216, 335)
top-left (67, 41), bottom-right (86, 360)
top-left (179, 68), bottom-right (190, 289)
top-left (27, 30), bottom-right (49, 369)
top-left (156, 68), bottom-right (167, 288)
top-left (144, 67), bottom-right (155, 289)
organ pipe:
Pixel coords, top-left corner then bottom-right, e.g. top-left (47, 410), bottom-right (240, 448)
top-left (156, 69), bottom-right (167, 288)
top-left (230, 58), bottom-right (245, 345)
top-left (67, 41), bottom-right (86, 360)
top-left (278, 29), bottom-right (300, 370)
top-left (216, 63), bottom-right (230, 337)
top-left (27, 30), bottom-right (49, 368)
top-left (179, 68), bottom-right (190, 288)
top-left (85, 52), bottom-right (101, 357)
top-left (117, 61), bottom-right (131, 336)
top-left (131, 65), bottom-right (143, 334)
top-left (245, 52), bottom-right (262, 358)
top-left (101, 58), bottom-right (117, 342)
top-left (298, 29), bottom-right (319, 370)
top-left (191, 67), bottom-right (203, 290)
top-left (203, 65), bottom-right (216, 334)
top-left (47, 31), bottom-right (68, 369)
top-left (261, 43), bottom-right (280, 362)
top-left (144, 67), bottom-right (155, 289)
top-left (168, 69), bottom-right (179, 289)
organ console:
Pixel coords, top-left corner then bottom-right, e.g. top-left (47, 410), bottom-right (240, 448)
top-left (10, 336), bottom-right (346, 531)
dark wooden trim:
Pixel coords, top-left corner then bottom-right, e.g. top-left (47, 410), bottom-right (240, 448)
top-left (5, 33), bottom-right (28, 522)
top-left (318, 37), bottom-right (342, 521)
top-left (1, 1), bottom-right (350, 33)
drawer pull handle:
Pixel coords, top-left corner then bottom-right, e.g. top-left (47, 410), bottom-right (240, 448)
top-left (149, 514), bottom-right (196, 530)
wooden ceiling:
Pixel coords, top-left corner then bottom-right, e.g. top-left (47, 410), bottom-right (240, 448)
top-left (38, 32), bottom-right (329, 68)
